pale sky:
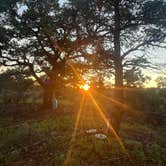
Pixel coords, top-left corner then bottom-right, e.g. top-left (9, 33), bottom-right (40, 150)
top-left (144, 47), bottom-right (166, 87)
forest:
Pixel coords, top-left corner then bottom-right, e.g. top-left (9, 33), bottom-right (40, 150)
top-left (0, 0), bottom-right (166, 165)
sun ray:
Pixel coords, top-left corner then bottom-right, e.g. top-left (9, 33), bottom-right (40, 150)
top-left (66, 60), bottom-right (85, 84)
top-left (64, 94), bottom-right (85, 166)
top-left (66, 57), bottom-right (132, 161)
top-left (87, 91), bottom-right (131, 159)
top-left (93, 89), bottom-right (143, 117)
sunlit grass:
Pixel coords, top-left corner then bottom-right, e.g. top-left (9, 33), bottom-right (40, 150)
top-left (64, 94), bottom-right (85, 165)
top-left (87, 92), bottom-right (131, 160)
top-left (0, 107), bottom-right (165, 165)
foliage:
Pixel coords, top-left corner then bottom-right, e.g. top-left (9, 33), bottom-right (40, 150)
top-left (146, 143), bottom-right (166, 165)
top-left (125, 139), bottom-right (146, 163)
top-left (124, 68), bottom-right (151, 87)
top-left (0, 0), bottom-right (165, 89)
top-left (63, 0), bottom-right (166, 131)
top-left (156, 76), bottom-right (166, 88)
top-left (0, 0), bottom-right (89, 90)
top-left (65, 0), bottom-right (166, 82)
top-left (0, 68), bottom-right (33, 104)
top-left (0, 0), bottom-right (19, 12)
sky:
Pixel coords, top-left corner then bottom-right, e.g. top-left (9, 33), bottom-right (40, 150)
top-left (144, 48), bottom-right (166, 87)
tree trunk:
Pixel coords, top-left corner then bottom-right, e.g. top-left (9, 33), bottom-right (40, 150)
top-left (112, 58), bottom-right (124, 133)
top-left (29, 65), bottom-right (57, 110)
top-left (111, 0), bottom-right (124, 134)
top-left (43, 87), bottom-right (53, 110)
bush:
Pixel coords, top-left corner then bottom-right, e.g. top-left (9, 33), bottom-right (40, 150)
top-left (125, 139), bottom-right (146, 163)
top-left (146, 143), bottom-right (166, 165)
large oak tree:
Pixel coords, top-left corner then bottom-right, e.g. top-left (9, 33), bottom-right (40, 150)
top-left (0, 0), bottom-right (90, 108)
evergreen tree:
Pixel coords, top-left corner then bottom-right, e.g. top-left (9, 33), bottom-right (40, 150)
top-left (65, 0), bottom-right (166, 132)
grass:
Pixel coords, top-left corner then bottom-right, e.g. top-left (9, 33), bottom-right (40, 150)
top-left (0, 102), bottom-right (166, 166)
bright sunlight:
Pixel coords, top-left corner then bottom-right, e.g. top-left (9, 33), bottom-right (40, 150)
top-left (80, 84), bottom-right (90, 91)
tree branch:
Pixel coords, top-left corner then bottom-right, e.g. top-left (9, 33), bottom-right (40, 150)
top-left (29, 64), bottom-right (44, 87)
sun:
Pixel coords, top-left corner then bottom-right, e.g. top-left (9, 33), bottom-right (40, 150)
top-left (81, 84), bottom-right (90, 91)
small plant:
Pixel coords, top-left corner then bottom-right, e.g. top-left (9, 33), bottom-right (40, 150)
top-left (125, 139), bottom-right (146, 164)
top-left (146, 143), bottom-right (166, 165)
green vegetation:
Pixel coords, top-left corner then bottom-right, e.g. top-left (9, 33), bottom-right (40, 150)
top-left (0, 96), bottom-right (165, 165)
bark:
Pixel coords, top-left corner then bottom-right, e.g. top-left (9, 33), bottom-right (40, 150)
top-left (42, 75), bottom-right (58, 110)
top-left (111, 0), bottom-right (124, 134)
top-left (42, 76), bottom-right (56, 110)
top-left (112, 59), bottom-right (124, 133)
top-left (43, 87), bottom-right (53, 109)
top-left (29, 65), bottom-right (55, 110)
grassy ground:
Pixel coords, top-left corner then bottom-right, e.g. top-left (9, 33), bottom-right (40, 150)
top-left (0, 98), bottom-right (166, 166)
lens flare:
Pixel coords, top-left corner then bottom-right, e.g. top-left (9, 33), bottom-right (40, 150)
top-left (64, 94), bottom-right (85, 166)
top-left (65, 55), bottom-right (132, 162)
top-left (81, 84), bottom-right (90, 91)
top-left (87, 92), bottom-right (131, 159)
top-left (94, 89), bottom-right (143, 117)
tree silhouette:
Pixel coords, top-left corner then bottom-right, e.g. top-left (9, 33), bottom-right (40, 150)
top-left (65, 0), bottom-right (166, 132)
top-left (0, 0), bottom-right (89, 108)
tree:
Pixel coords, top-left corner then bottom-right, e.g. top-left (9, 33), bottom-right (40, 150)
top-left (0, 0), bottom-right (89, 108)
top-left (0, 68), bottom-right (33, 105)
top-left (124, 67), bottom-right (151, 88)
top-left (65, 0), bottom-right (166, 132)
top-left (0, 0), bottom-right (19, 55)
top-left (0, 0), bottom-right (19, 12)
top-left (156, 76), bottom-right (166, 88)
